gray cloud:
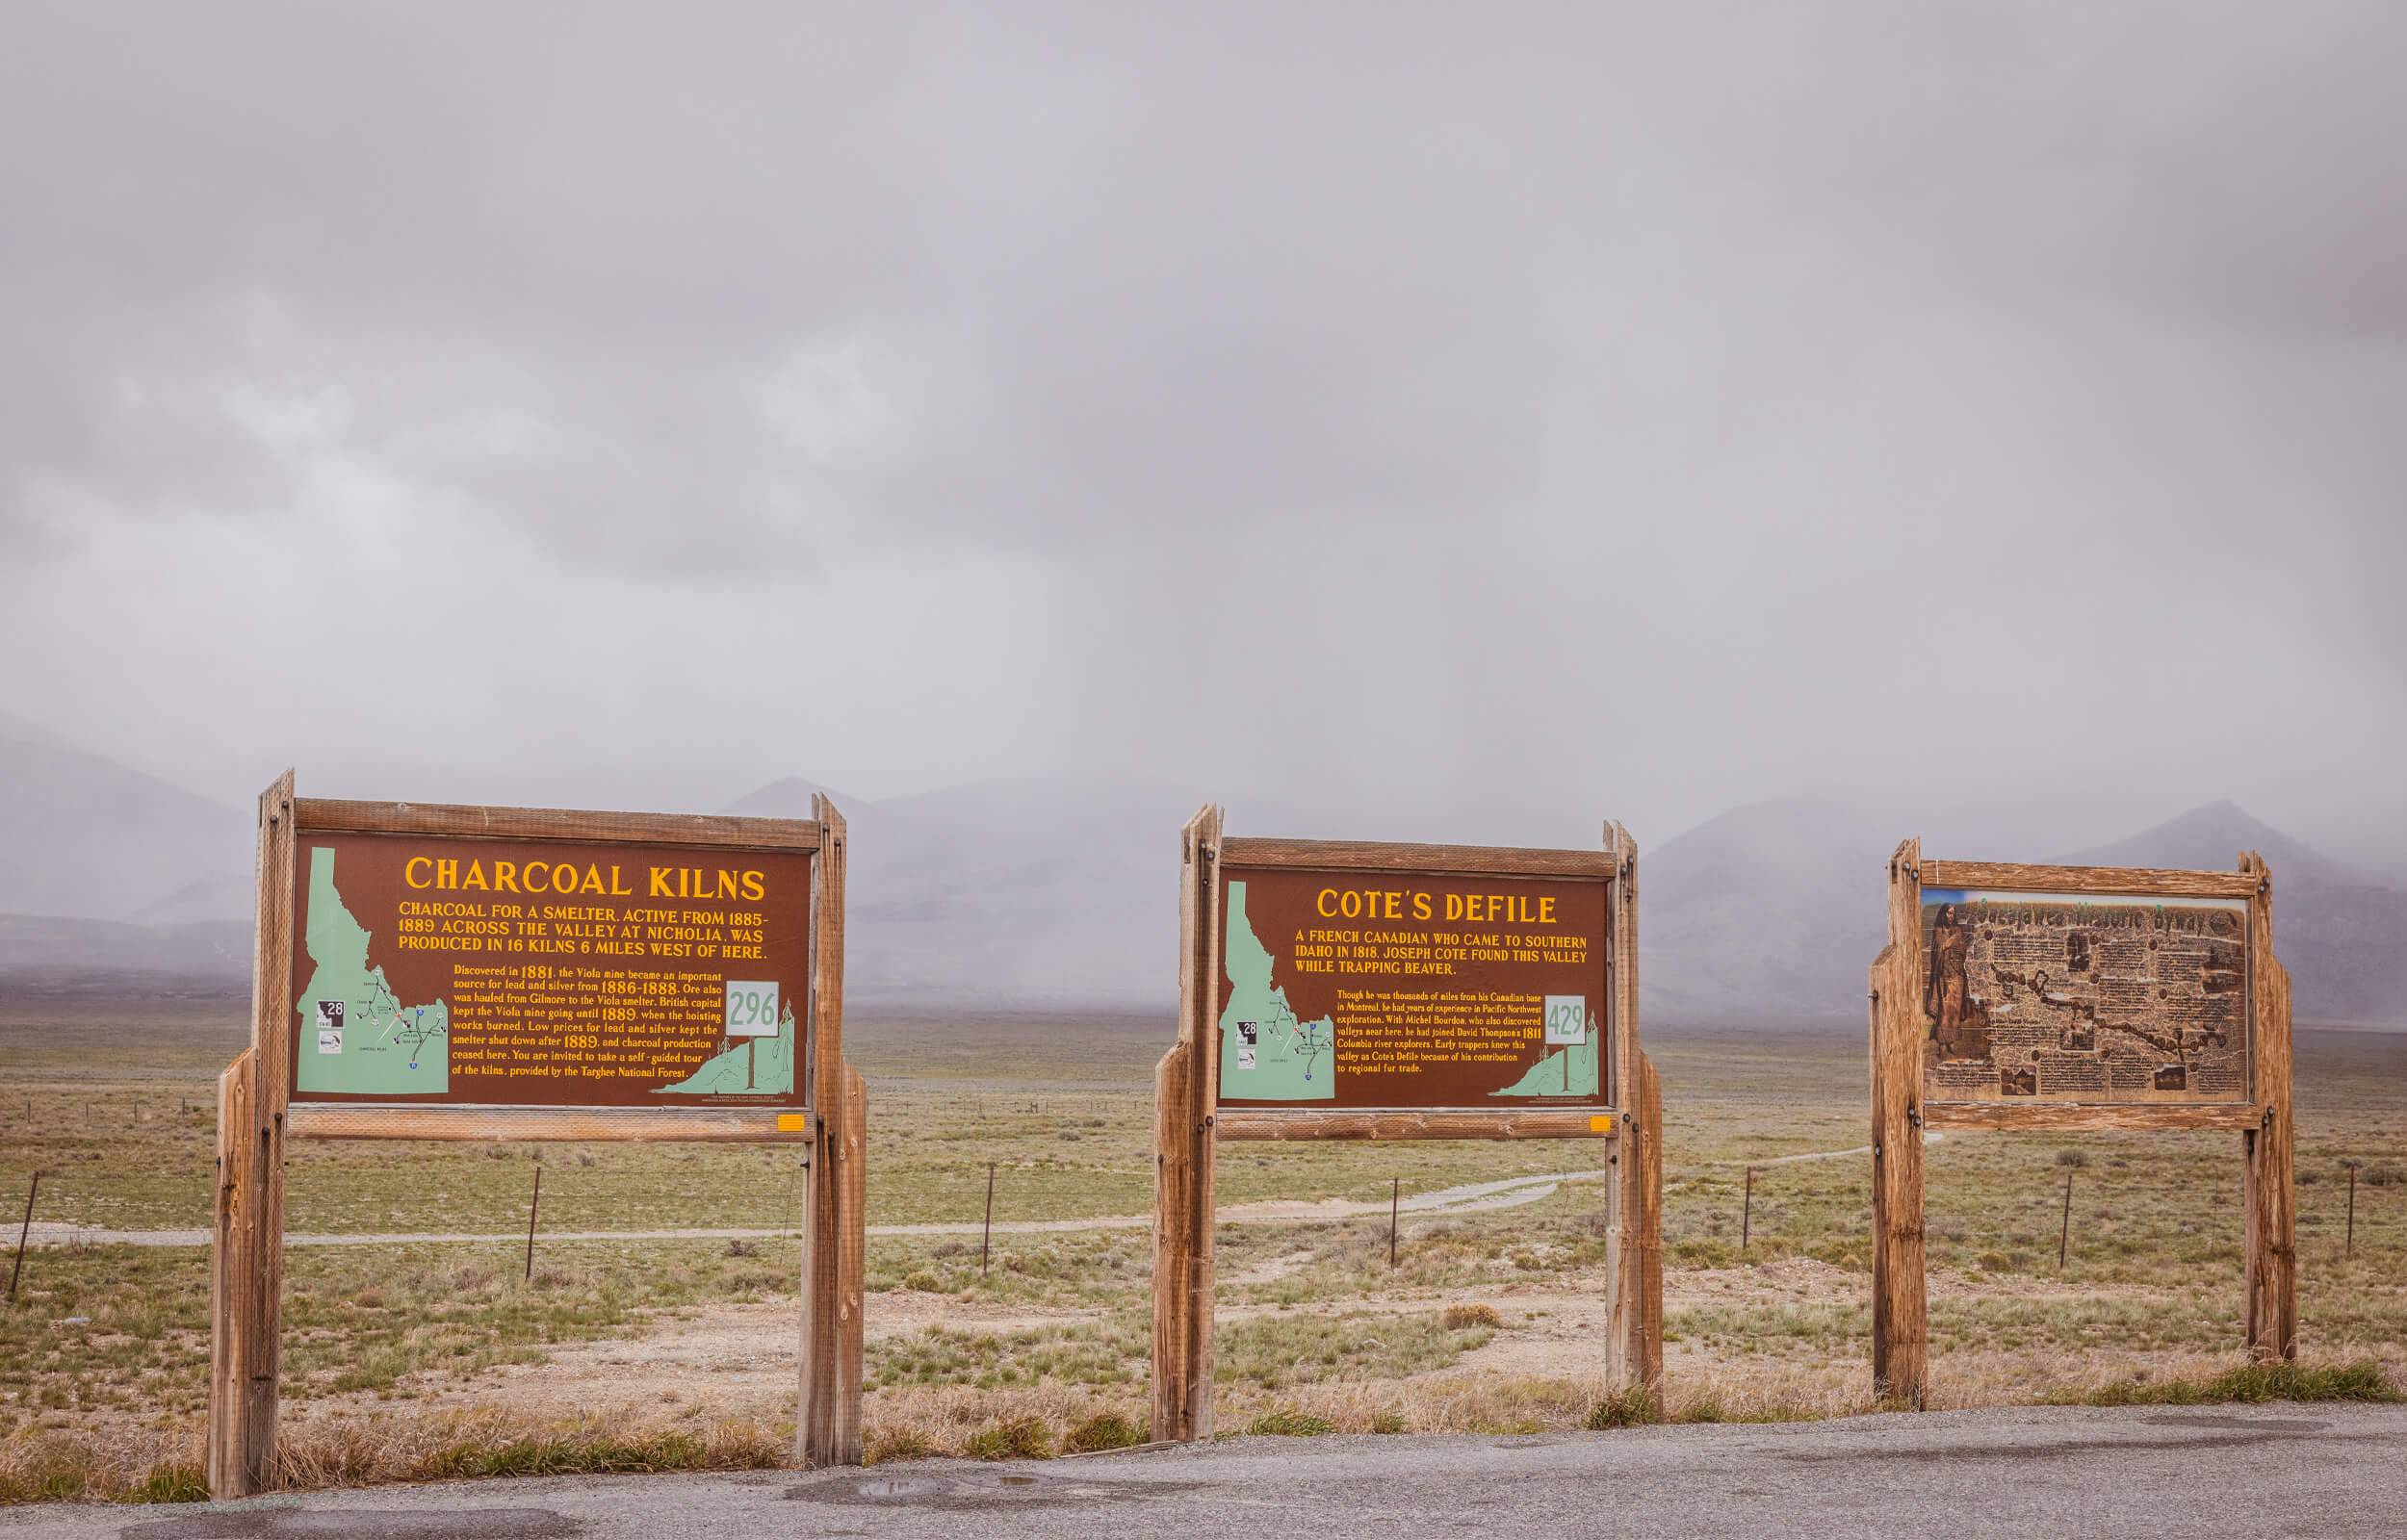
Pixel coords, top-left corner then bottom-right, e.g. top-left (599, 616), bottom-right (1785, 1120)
top-left (2, 1), bottom-right (2402, 865)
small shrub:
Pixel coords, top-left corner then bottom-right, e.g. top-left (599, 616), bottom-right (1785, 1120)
top-left (963, 1417), bottom-right (1055, 1461)
top-left (1063, 1412), bottom-right (1143, 1453)
top-left (1442, 1302), bottom-right (1502, 1330)
top-left (863, 1426), bottom-right (938, 1466)
top-left (900, 1270), bottom-right (944, 1293)
top-left (2054, 1149), bottom-right (2088, 1168)
top-left (1584, 1387), bottom-right (1659, 1430)
top-left (1369, 1412), bottom-right (1407, 1434)
top-left (126, 1464), bottom-right (208, 1504)
top-left (1246, 1411), bottom-right (1336, 1438)
top-left (2074, 1360), bottom-right (2398, 1408)
top-left (724, 1240), bottom-right (761, 1259)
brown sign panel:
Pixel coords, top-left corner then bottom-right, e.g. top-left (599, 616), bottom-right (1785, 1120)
top-left (286, 831), bottom-right (813, 1109)
top-left (1919, 885), bottom-right (2251, 1106)
top-left (1214, 862), bottom-right (1612, 1113)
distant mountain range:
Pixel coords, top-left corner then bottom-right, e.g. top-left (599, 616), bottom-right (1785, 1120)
top-left (1642, 795), bottom-right (2407, 1026)
top-left (1, 718), bottom-right (2401, 1024)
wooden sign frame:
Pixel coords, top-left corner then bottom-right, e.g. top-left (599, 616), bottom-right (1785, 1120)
top-left (1866, 841), bottom-right (2294, 1407)
top-left (207, 774), bottom-right (867, 1499)
top-left (1151, 808), bottom-right (1663, 1442)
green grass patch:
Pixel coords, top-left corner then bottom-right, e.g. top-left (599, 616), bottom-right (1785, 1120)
top-left (1062, 1411), bottom-right (1144, 1453)
top-left (1584, 1387), bottom-right (1659, 1429)
top-left (2064, 1359), bottom-right (2399, 1408)
top-left (962, 1417), bottom-right (1055, 1460)
top-left (1244, 1410), bottom-right (1336, 1437)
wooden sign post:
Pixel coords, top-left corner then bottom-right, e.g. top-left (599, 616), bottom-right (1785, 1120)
top-left (1152, 809), bottom-right (1662, 1441)
top-left (1867, 842), bottom-right (2293, 1407)
top-left (208, 776), bottom-right (866, 1498)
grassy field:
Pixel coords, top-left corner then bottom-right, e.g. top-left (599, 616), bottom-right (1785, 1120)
top-left (1, 999), bottom-right (2401, 1500)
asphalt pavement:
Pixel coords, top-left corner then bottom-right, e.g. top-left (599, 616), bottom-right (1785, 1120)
top-left (9, 1401), bottom-right (2403, 1539)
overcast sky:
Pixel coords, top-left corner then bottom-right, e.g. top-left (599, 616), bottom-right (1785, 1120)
top-left (4, 2), bottom-right (2403, 864)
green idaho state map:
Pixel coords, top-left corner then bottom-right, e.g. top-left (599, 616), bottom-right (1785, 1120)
top-left (656, 1005), bottom-right (797, 1096)
top-left (295, 847), bottom-right (451, 1095)
top-left (1218, 880), bottom-right (1336, 1101)
top-left (1495, 1011), bottom-right (1600, 1097)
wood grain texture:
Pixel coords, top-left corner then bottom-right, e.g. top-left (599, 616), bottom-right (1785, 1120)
top-left (1919, 860), bottom-right (2260, 899)
top-left (831, 1065), bottom-right (867, 1461)
top-left (1150, 1039), bottom-right (1200, 1444)
top-left (797, 795), bottom-right (864, 1468)
top-left (1923, 1103), bottom-right (2262, 1132)
top-left (1216, 1109), bottom-right (1616, 1142)
top-left (2242, 851), bottom-right (2297, 1362)
top-left (1617, 1049), bottom-right (1665, 1394)
top-left (293, 797), bottom-right (822, 851)
top-left (1870, 837), bottom-right (1928, 1409)
top-left (808, 795), bottom-right (846, 1137)
top-left (288, 1105), bottom-right (816, 1143)
top-left (1152, 804), bottom-right (1222, 1444)
top-left (1601, 820), bottom-right (1659, 1394)
top-left (209, 771), bottom-right (297, 1500)
top-left (1220, 835), bottom-right (1615, 880)
top-left (206, 1050), bottom-right (254, 1500)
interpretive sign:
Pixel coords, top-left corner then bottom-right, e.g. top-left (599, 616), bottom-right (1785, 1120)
top-left (1153, 810), bottom-right (1661, 1447)
top-left (1919, 886), bottom-right (2251, 1107)
top-left (287, 833), bottom-right (813, 1108)
top-left (1866, 847), bottom-right (2292, 1412)
top-left (210, 777), bottom-right (866, 1501)
top-left (1214, 864), bottom-right (1611, 1113)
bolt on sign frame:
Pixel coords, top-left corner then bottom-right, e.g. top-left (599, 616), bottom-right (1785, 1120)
top-left (1152, 808), bottom-right (1663, 1442)
top-left (208, 773), bottom-right (867, 1499)
top-left (1866, 842), bottom-right (2293, 1408)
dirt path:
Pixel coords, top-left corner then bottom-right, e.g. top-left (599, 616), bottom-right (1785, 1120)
top-left (19, 1132), bottom-right (1933, 1250)
top-left (19, 1168), bottom-right (1613, 1249)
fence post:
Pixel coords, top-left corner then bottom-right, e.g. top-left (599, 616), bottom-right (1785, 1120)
top-left (2345, 1162), bottom-right (2358, 1260)
top-left (981, 1163), bottom-right (996, 1276)
top-left (1741, 1167), bottom-right (1753, 1253)
top-left (524, 1166), bottom-right (542, 1283)
top-left (8, 1171), bottom-right (38, 1300)
top-left (2058, 1170), bottom-right (2073, 1270)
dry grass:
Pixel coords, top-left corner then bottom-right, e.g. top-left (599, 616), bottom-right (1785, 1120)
top-left (3, 1011), bottom-right (2401, 1504)
top-left (0, 1408), bottom-right (785, 1505)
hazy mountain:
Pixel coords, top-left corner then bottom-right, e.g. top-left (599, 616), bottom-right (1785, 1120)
top-left (721, 778), bottom-right (866, 821)
top-left (1638, 796), bottom-right (1899, 1023)
top-left (756, 778), bottom-right (1221, 1007)
top-left (0, 912), bottom-right (250, 997)
top-left (0, 720), bottom-right (249, 923)
top-left (0, 714), bottom-right (2399, 1025)
top-left (2056, 800), bottom-right (2368, 888)
top-left (1634, 796), bottom-right (2407, 1027)
top-left (2055, 802), bottom-right (2407, 1025)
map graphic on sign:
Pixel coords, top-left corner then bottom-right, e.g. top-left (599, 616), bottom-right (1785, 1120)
top-left (294, 846), bottom-right (452, 1095)
top-left (1494, 1007), bottom-right (1599, 1097)
top-left (1218, 880), bottom-right (1338, 1101)
top-left (1920, 887), bottom-right (2251, 1105)
top-left (656, 1004), bottom-right (799, 1096)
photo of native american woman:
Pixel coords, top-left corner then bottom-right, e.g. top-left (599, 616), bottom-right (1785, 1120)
top-left (1924, 902), bottom-right (1992, 1062)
